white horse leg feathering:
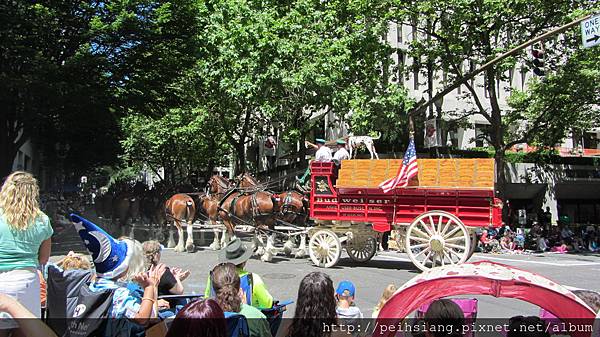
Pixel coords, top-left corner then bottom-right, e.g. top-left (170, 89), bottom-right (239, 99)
top-left (174, 223), bottom-right (185, 252)
top-left (210, 227), bottom-right (221, 250)
top-left (185, 221), bottom-right (195, 253)
top-left (295, 234), bottom-right (307, 258)
top-left (167, 225), bottom-right (176, 248)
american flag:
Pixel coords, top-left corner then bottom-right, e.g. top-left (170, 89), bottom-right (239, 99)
top-left (379, 138), bottom-right (418, 193)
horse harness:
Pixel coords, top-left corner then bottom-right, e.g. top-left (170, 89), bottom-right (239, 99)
top-left (278, 191), bottom-right (307, 219)
top-left (218, 189), bottom-right (273, 222)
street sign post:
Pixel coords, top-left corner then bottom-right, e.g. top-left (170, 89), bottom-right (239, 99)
top-left (581, 14), bottom-right (600, 48)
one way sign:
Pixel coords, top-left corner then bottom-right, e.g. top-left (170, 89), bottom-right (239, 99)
top-left (581, 14), bottom-right (600, 48)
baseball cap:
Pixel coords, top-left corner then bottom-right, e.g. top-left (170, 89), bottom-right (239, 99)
top-left (336, 280), bottom-right (356, 297)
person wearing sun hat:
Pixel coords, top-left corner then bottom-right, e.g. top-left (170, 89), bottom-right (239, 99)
top-left (314, 138), bottom-right (333, 162)
top-left (204, 238), bottom-right (273, 309)
top-left (70, 214), bottom-right (165, 327)
top-left (333, 139), bottom-right (350, 162)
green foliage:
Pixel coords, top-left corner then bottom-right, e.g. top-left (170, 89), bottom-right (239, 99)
top-left (468, 147), bottom-right (560, 164)
top-left (507, 47), bottom-right (600, 147)
top-left (193, 0), bottom-right (411, 171)
top-left (0, 0), bottom-right (119, 176)
top-left (120, 109), bottom-right (229, 184)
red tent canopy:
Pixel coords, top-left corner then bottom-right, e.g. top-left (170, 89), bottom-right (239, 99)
top-left (376, 261), bottom-right (596, 337)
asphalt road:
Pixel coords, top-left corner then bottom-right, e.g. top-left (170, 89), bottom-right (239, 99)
top-left (155, 246), bottom-right (600, 318)
top-left (51, 224), bottom-right (600, 320)
top-left (52, 226), bottom-right (600, 318)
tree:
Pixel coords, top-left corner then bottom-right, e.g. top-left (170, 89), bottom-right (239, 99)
top-left (507, 38), bottom-right (600, 150)
top-left (0, 0), bottom-right (118, 178)
top-left (120, 109), bottom-right (229, 186)
top-left (194, 0), bottom-right (412, 173)
top-left (266, 0), bottom-right (414, 159)
top-left (391, 0), bottom-right (598, 201)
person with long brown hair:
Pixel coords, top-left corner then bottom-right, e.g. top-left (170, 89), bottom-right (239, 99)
top-left (284, 272), bottom-right (338, 337)
top-left (211, 262), bottom-right (272, 337)
top-left (0, 171), bottom-right (52, 320)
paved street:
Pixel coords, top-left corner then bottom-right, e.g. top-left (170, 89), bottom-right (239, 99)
top-left (50, 225), bottom-right (600, 319)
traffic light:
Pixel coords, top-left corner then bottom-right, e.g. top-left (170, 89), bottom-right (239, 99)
top-left (531, 48), bottom-right (545, 76)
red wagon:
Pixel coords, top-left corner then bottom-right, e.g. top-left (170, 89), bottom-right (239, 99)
top-left (308, 160), bottom-right (503, 271)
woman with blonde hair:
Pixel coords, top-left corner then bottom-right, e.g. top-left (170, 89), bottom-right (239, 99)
top-left (142, 240), bottom-right (189, 296)
top-left (372, 284), bottom-right (396, 318)
top-left (0, 171), bottom-right (53, 319)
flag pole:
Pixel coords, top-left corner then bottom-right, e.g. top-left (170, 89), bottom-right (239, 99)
top-left (408, 111), bottom-right (415, 139)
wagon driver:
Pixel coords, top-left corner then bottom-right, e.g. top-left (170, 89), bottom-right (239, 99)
top-left (314, 138), bottom-right (333, 162)
top-left (297, 138), bottom-right (332, 185)
top-left (333, 139), bottom-right (350, 163)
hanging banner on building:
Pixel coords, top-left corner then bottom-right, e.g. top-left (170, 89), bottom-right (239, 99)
top-left (424, 119), bottom-right (442, 148)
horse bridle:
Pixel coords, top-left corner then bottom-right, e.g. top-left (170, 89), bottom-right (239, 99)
top-left (208, 176), bottom-right (230, 194)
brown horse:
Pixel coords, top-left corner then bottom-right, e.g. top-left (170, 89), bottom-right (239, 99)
top-left (206, 174), bottom-right (278, 240)
top-left (235, 173), bottom-right (308, 226)
top-left (275, 190), bottom-right (309, 226)
top-left (165, 193), bottom-right (196, 253)
top-left (232, 173), bottom-right (311, 257)
top-left (236, 172), bottom-right (261, 189)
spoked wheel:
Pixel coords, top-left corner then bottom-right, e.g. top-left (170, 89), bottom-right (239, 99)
top-left (309, 229), bottom-right (341, 268)
top-left (467, 231), bottom-right (477, 259)
top-left (347, 236), bottom-right (377, 262)
top-left (405, 211), bottom-right (471, 271)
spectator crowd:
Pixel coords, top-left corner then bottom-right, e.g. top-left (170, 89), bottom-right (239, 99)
top-left (477, 221), bottom-right (599, 255)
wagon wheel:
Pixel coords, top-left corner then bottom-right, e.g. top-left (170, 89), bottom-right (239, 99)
top-left (405, 211), bottom-right (471, 271)
top-left (467, 231), bottom-right (477, 259)
top-left (309, 229), bottom-right (341, 268)
top-left (347, 236), bottom-right (377, 263)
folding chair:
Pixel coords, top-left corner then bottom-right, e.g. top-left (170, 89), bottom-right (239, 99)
top-left (45, 265), bottom-right (95, 335)
top-left (156, 294), bottom-right (203, 318)
top-left (224, 312), bottom-right (250, 337)
top-left (261, 300), bottom-right (293, 337)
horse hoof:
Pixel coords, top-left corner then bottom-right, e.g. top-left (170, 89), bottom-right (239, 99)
top-left (209, 242), bottom-right (221, 250)
top-left (186, 244), bottom-right (195, 253)
top-left (255, 247), bottom-right (266, 256)
top-left (261, 253), bottom-right (273, 262)
top-left (283, 241), bottom-right (294, 256)
top-left (294, 249), bottom-right (307, 258)
top-left (174, 246), bottom-right (185, 253)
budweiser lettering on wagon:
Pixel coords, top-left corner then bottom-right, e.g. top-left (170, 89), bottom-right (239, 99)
top-left (379, 138), bottom-right (418, 193)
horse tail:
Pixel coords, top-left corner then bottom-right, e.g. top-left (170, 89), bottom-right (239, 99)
top-left (185, 199), bottom-right (194, 222)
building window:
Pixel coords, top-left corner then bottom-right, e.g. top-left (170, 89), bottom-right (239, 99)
top-left (484, 73), bottom-right (489, 98)
top-left (520, 67), bottom-right (527, 90)
top-left (508, 68), bottom-right (514, 90)
top-left (397, 51), bottom-right (405, 82)
top-left (469, 61), bottom-right (475, 87)
top-left (397, 23), bottom-right (403, 44)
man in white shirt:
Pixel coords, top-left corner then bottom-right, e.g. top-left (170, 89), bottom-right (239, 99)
top-left (314, 138), bottom-right (332, 162)
top-left (333, 139), bottom-right (350, 163)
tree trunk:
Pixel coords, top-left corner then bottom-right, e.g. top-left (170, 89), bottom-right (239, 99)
top-left (204, 158), bottom-right (215, 183)
top-left (234, 141), bottom-right (246, 174)
top-left (298, 132), bottom-right (308, 169)
top-left (485, 67), bottom-right (509, 222)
